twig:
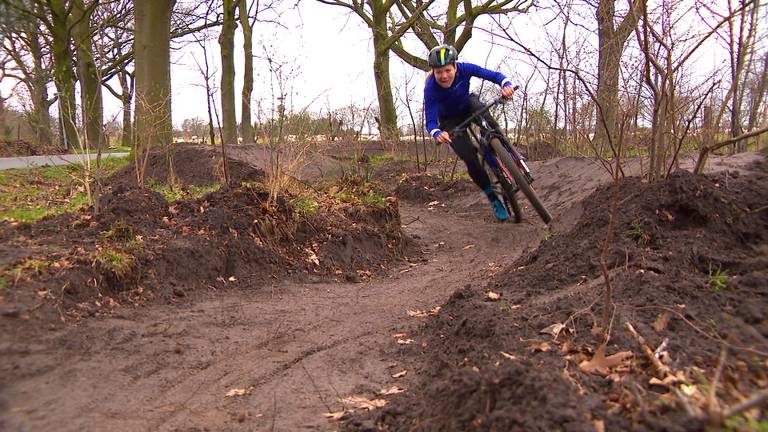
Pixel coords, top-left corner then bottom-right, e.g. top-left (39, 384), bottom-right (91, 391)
top-left (632, 305), bottom-right (768, 356)
top-left (401, 216), bottom-right (423, 226)
top-left (301, 363), bottom-right (332, 413)
top-left (722, 389), bottom-right (768, 419)
top-left (707, 344), bottom-right (727, 419)
top-left (625, 322), bottom-right (671, 377)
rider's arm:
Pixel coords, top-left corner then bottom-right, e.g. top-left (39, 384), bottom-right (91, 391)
top-left (461, 63), bottom-right (513, 89)
top-left (423, 84), bottom-right (442, 139)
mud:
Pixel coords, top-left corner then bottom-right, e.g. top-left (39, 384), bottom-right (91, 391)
top-left (0, 140), bottom-right (65, 157)
top-left (347, 154), bottom-right (768, 431)
top-left (1, 145), bottom-right (765, 432)
top-left (107, 144), bottom-right (265, 187)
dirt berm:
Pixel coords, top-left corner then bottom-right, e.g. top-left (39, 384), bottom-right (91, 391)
top-left (346, 157), bottom-right (768, 431)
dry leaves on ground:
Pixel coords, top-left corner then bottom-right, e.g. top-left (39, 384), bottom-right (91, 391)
top-left (225, 387), bottom-right (252, 397)
top-left (579, 345), bottom-right (633, 376)
top-left (540, 322), bottom-right (569, 339)
top-left (485, 291), bottom-right (501, 301)
top-left (392, 370), bottom-right (408, 378)
top-left (378, 386), bottom-right (406, 395)
top-left (407, 306), bottom-right (440, 317)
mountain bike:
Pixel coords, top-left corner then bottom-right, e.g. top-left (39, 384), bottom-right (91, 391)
top-left (450, 94), bottom-right (552, 224)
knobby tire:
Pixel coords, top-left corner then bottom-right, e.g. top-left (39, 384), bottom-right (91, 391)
top-left (489, 138), bottom-right (553, 224)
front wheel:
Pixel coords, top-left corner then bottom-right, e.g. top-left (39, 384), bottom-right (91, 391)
top-left (497, 174), bottom-right (523, 223)
top-left (490, 138), bottom-right (552, 224)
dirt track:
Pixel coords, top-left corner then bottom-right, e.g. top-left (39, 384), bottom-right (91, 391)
top-left (1, 148), bottom-right (765, 431)
top-left (0, 181), bottom-right (543, 431)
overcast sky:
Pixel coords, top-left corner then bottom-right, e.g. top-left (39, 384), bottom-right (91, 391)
top-left (1, 0), bottom-right (749, 130)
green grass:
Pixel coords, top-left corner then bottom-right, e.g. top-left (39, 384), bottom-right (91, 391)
top-left (0, 275), bottom-right (9, 294)
top-left (626, 220), bottom-right (650, 245)
top-left (71, 146), bottom-right (131, 154)
top-left (148, 183), bottom-right (221, 202)
top-left (290, 196), bottom-right (319, 217)
top-left (100, 219), bottom-right (136, 243)
top-left (708, 263), bottom-right (728, 292)
top-left (0, 156), bottom-right (129, 223)
top-left (361, 191), bottom-right (388, 208)
top-left (93, 248), bottom-right (135, 279)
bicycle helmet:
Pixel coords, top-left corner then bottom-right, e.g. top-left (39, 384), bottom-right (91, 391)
top-left (428, 44), bottom-right (458, 68)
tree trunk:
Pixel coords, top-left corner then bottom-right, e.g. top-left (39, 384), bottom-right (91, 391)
top-left (28, 30), bottom-right (54, 145)
top-left (219, 0), bottom-right (237, 145)
top-left (119, 71), bottom-right (134, 148)
top-left (372, 6), bottom-right (398, 141)
top-left (49, 0), bottom-right (79, 150)
top-left (594, 0), bottom-right (638, 153)
top-left (134, 0), bottom-right (174, 152)
top-left (73, 0), bottom-right (104, 150)
top-left (746, 53), bottom-right (767, 147)
top-left (239, 0), bottom-right (255, 144)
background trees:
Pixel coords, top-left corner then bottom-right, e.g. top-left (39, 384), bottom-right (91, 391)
top-left (0, 0), bottom-right (764, 181)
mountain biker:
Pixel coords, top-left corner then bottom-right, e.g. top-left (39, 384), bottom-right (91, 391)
top-left (424, 44), bottom-right (516, 222)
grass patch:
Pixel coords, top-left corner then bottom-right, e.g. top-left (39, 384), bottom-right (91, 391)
top-left (0, 275), bottom-right (9, 294)
top-left (626, 219), bottom-right (650, 245)
top-left (100, 219), bottom-right (136, 243)
top-left (93, 248), bottom-right (135, 279)
top-left (10, 258), bottom-right (48, 283)
top-left (0, 156), bottom-right (130, 223)
top-left (708, 263), bottom-right (728, 292)
top-left (290, 196), bottom-right (319, 217)
top-left (148, 183), bottom-right (221, 202)
top-left (361, 191), bottom-right (388, 208)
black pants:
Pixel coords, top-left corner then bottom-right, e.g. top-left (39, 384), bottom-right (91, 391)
top-left (439, 94), bottom-right (494, 192)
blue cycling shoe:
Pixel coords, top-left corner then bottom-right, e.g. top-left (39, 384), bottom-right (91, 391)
top-left (490, 198), bottom-right (509, 222)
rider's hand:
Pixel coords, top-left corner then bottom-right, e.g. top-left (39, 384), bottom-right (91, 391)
top-left (436, 131), bottom-right (452, 145)
top-left (501, 85), bottom-right (516, 99)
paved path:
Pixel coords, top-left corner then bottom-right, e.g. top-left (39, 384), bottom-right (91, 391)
top-left (0, 153), bottom-right (129, 170)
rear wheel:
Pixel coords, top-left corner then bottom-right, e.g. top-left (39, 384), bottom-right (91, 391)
top-left (490, 138), bottom-right (552, 224)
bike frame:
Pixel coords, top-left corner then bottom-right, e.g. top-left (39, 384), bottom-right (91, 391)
top-left (450, 96), bottom-right (534, 186)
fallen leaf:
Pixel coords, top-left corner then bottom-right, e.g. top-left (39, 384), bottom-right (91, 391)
top-left (407, 306), bottom-right (440, 317)
top-left (594, 419), bottom-right (605, 432)
top-left (228, 276), bottom-right (237, 282)
top-left (500, 351), bottom-right (517, 360)
top-left (396, 338), bottom-right (415, 345)
top-left (579, 345), bottom-right (633, 376)
top-left (392, 333), bottom-right (407, 338)
top-left (427, 200), bottom-right (440, 207)
top-left (340, 396), bottom-right (387, 410)
top-left (540, 322), bottom-right (567, 338)
top-left (304, 248), bottom-right (320, 266)
top-left (225, 388), bottom-right (250, 397)
top-left (323, 411), bottom-right (348, 421)
top-left (653, 312), bottom-right (671, 332)
top-left (391, 370), bottom-right (408, 378)
top-left (378, 386), bottom-right (405, 395)
top-left (529, 342), bottom-right (552, 353)
top-left (463, 244), bottom-right (475, 250)
top-left (649, 375), bottom-right (682, 387)
top-left (485, 291), bottom-right (501, 301)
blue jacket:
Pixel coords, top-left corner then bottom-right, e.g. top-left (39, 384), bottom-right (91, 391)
top-left (424, 62), bottom-right (511, 138)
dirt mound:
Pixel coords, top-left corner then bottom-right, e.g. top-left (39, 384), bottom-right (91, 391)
top-left (0, 140), bottom-right (65, 157)
top-left (0, 180), bottom-right (408, 324)
top-left (393, 173), bottom-right (475, 203)
top-left (106, 145), bottom-right (264, 187)
top-left (348, 165), bottom-right (768, 431)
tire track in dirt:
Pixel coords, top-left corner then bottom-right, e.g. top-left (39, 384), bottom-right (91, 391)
top-left (0, 194), bottom-right (545, 431)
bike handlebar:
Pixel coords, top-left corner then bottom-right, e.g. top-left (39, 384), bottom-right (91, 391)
top-left (448, 85), bottom-right (520, 136)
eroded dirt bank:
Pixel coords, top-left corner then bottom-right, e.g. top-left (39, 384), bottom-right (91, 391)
top-left (1, 147), bottom-right (765, 431)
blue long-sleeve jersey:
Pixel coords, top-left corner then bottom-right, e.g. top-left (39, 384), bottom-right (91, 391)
top-left (424, 62), bottom-right (511, 138)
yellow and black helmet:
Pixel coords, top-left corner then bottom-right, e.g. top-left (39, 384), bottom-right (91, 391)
top-left (428, 44), bottom-right (458, 68)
